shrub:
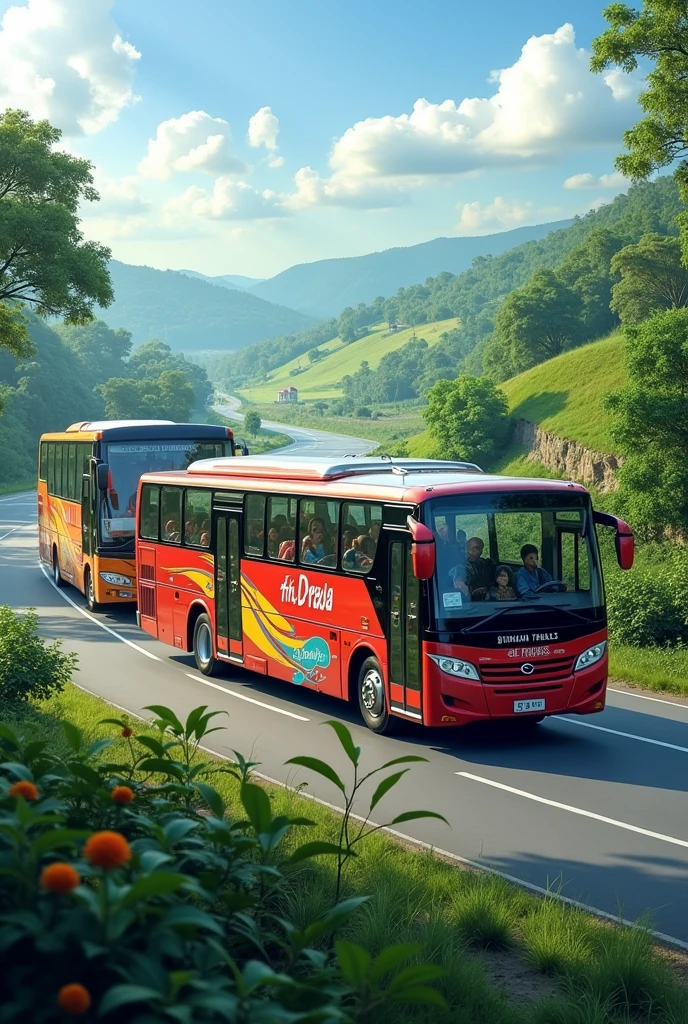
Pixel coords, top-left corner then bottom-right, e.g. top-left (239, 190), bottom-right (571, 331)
top-left (0, 705), bottom-right (445, 1022)
top-left (0, 606), bottom-right (77, 705)
top-left (605, 562), bottom-right (688, 647)
top-left (356, 406), bottom-right (372, 418)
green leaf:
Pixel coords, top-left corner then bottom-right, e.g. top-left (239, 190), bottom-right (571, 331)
top-left (325, 720), bottom-right (360, 765)
top-left (240, 782), bottom-right (272, 835)
top-left (303, 896), bottom-right (368, 944)
top-left (163, 818), bottom-right (198, 844)
top-left (0, 761), bottom-right (33, 781)
top-left (193, 782), bottom-right (225, 818)
top-left (31, 828), bottom-right (89, 857)
top-left (389, 810), bottom-right (449, 826)
top-left (376, 755), bottom-right (428, 771)
top-left (98, 718), bottom-right (127, 728)
top-left (387, 964), bottom-right (446, 992)
top-left (121, 872), bottom-right (188, 907)
top-left (184, 705), bottom-right (209, 736)
top-left (369, 769), bottom-right (409, 812)
top-left (0, 723), bottom-right (19, 747)
top-left (134, 735), bottom-right (166, 757)
top-left (163, 904), bottom-right (224, 934)
top-left (60, 720), bottom-right (82, 753)
top-left (370, 943), bottom-right (421, 982)
top-left (67, 762), bottom-right (103, 787)
top-left (285, 755), bottom-right (345, 793)
top-left (336, 940), bottom-right (371, 987)
top-left (143, 705), bottom-right (184, 733)
top-left (138, 757), bottom-right (185, 781)
top-left (288, 841), bottom-right (343, 865)
top-left (98, 984), bottom-right (163, 1015)
top-left (388, 986), bottom-right (448, 1008)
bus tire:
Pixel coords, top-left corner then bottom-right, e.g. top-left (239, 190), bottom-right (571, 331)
top-left (52, 548), bottom-right (66, 588)
top-left (84, 568), bottom-right (99, 612)
top-left (193, 613), bottom-right (220, 677)
top-left (357, 656), bottom-right (395, 734)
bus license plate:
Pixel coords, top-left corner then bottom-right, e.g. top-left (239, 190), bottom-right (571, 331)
top-left (513, 699), bottom-right (545, 714)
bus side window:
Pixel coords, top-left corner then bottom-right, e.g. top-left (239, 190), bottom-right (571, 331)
top-left (47, 443), bottom-right (55, 493)
top-left (244, 494), bottom-right (266, 556)
top-left (341, 502), bottom-right (382, 574)
top-left (267, 496), bottom-right (296, 562)
top-left (184, 489), bottom-right (211, 547)
top-left (39, 443), bottom-right (47, 482)
top-left (140, 485), bottom-right (160, 541)
top-left (160, 487), bottom-right (182, 544)
top-left (68, 444), bottom-right (77, 501)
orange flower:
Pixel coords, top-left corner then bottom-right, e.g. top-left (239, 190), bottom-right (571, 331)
top-left (57, 983), bottom-right (91, 1015)
top-left (8, 780), bottom-right (38, 801)
top-left (40, 862), bottom-right (81, 894)
top-left (121, 726), bottom-right (133, 738)
top-left (83, 830), bottom-right (132, 869)
top-left (111, 785), bottom-right (134, 805)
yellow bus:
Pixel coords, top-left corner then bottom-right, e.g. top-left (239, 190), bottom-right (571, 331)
top-left (38, 419), bottom-right (236, 611)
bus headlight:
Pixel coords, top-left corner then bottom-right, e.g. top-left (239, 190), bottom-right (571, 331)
top-left (574, 641), bottom-right (607, 671)
top-left (429, 654), bottom-right (480, 681)
top-left (100, 572), bottom-right (132, 586)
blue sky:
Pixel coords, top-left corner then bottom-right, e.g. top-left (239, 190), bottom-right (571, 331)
top-left (0, 0), bottom-right (646, 279)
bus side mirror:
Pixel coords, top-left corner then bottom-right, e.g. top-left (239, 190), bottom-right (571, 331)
top-left (407, 516), bottom-right (436, 580)
top-left (593, 510), bottom-right (634, 570)
top-left (96, 463), bottom-right (109, 491)
top-left (235, 438), bottom-right (249, 457)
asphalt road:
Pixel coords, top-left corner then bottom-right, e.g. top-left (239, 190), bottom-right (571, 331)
top-left (3, 421), bottom-right (688, 948)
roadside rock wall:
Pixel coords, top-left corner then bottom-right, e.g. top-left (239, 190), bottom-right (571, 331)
top-left (512, 419), bottom-right (621, 492)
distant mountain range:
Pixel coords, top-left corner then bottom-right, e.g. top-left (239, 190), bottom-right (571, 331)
top-left (99, 261), bottom-right (314, 353)
top-left (248, 221), bottom-right (573, 318)
top-left (177, 269), bottom-right (265, 290)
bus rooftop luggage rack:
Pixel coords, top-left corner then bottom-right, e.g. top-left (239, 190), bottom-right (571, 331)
top-left (186, 456), bottom-right (484, 481)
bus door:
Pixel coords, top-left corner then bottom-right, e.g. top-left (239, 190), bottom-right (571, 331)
top-left (82, 462), bottom-right (97, 559)
top-left (389, 539), bottom-right (421, 720)
top-left (215, 510), bottom-right (243, 660)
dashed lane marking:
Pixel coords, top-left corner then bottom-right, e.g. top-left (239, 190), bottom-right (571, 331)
top-left (185, 673), bottom-right (309, 721)
top-left (560, 716), bottom-right (688, 753)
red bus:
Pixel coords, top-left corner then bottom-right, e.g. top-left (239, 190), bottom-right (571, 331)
top-left (135, 456), bottom-right (633, 733)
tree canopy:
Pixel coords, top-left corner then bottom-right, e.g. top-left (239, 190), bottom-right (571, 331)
top-left (491, 270), bottom-right (582, 374)
top-left (591, 0), bottom-right (688, 261)
top-left (244, 410), bottom-right (262, 437)
top-left (610, 233), bottom-right (688, 323)
top-left (423, 375), bottom-right (509, 465)
top-left (0, 109), bottom-right (112, 356)
top-left (606, 306), bottom-right (688, 534)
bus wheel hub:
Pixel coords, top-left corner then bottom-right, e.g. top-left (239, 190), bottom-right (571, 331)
top-left (361, 669), bottom-right (383, 714)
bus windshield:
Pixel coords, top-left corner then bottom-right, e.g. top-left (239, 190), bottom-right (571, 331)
top-left (425, 492), bottom-right (604, 631)
top-left (99, 440), bottom-right (229, 547)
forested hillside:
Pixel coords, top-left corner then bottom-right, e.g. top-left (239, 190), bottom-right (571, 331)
top-left (99, 261), bottom-right (315, 353)
top-left (249, 220), bottom-right (571, 318)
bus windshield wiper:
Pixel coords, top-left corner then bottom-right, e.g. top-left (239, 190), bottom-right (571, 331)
top-left (461, 602), bottom-right (588, 634)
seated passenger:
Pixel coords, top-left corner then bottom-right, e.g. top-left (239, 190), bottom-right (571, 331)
top-left (369, 521), bottom-right (381, 543)
top-left (343, 534), bottom-right (376, 572)
top-left (465, 537), bottom-right (496, 599)
top-left (278, 525), bottom-right (295, 561)
top-left (199, 531), bottom-right (210, 547)
top-left (267, 524), bottom-right (281, 558)
top-left (301, 517), bottom-right (329, 564)
top-left (164, 518), bottom-right (180, 542)
top-left (516, 544), bottom-right (552, 597)
top-left (185, 520), bottom-right (200, 545)
top-left (487, 565), bottom-right (518, 602)
top-left (246, 520), bottom-right (263, 553)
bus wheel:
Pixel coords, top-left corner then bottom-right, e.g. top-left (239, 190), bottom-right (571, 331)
top-left (84, 569), bottom-right (99, 612)
top-left (193, 614), bottom-right (220, 677)
top-left (52, 548), bottom-right (65, 588)
top-left (358, 656), bottom-right (394, 734)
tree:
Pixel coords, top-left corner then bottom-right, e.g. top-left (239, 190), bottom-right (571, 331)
top-left (557, 228), bottom-right (622, 338)
top-left (97, 372), bottom-right (194, 422)
top-left (244, 410), bottom-right (261, 437)
top-left (605, 307), bottom-right (688, 534)
top-left (423, 375), bottom-right (509, 465)
top-left (308, 348), bottom-right (323, 362)
top-left (610, 233), bottom-right (688, 323)
top-left (591, 1), bottom-right (688, 262)
top-left (55, 320), bottom-right (132, 390)
top-left (493, 269), bottom-right (583, 374)
top-left (0, 109), bottom-right (113, 358)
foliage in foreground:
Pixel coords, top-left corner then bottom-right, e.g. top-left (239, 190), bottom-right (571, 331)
top-left (0, 703), bottom-right (446, 1022)
top-left (0, 606), bottom-right (77, 706)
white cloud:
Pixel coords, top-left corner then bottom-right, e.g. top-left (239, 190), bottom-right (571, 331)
top-left (0, 0), bottom-right (140, 134)
top-left (563, 170), bottom-right (629, 190)
top-left (299, 23), bottom-right (642, 208)
top-left (269, 155), bottom-right (285, 169)
top-left (139, 111), bottom-right (246, 180)
top-left (457, 196), bottom-right (535, 233)
top-left (287, 165), bottom-right (409, 210)
top-left (90, 172), bottom-right (152, 215)
top-left (164, 177), bottom-right (289, 222)
top-left (248, 106), bottom-right (279, 151)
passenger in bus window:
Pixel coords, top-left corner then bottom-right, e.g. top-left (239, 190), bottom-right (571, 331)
top-left (267, 525), bottom-right (281, 558)
top-left (199, 532), bottom-right (210, 548)
top-left (278, 525), bottom-right (295, 561)
top-left (465, 537), bottom-right (496, 599)
top-left (342, 525), bottom-right (357, 555)
top-left (164, 518), bottom-right (180, 542)
top-left (185, 518), bottom-right (200, 545)
top-left (343, 534), bottom-right (376, 572)
top-left (247, 520), bottom-right (263, 553)
top-left (487, 566), bottom-right (518, 602)
top-left (516, 544), bottom-right (552, 597)
top-left (369, 520), bottom-right (381, 543)
top-left (302, 518), bottom-right (328, 564)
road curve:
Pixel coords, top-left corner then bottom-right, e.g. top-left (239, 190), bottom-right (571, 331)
top-left (3, 424), bottom-right (688, 948)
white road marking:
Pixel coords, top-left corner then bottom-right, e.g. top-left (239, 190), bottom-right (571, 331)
top-left (185, 673), bottom-right (309, 720)
top-left (560, 717), bottom-right (688, 753)
top-left (457, 772), bottom-right (688, 850)
top-left (609, 687), bottom-right (688, 712)
top-left (39, 562), bottom-right (162, 662)
top-left (0, 525), bottom-right (26, 541)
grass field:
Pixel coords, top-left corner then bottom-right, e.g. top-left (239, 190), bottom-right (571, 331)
top-left (251, 400), bottom-right (426, 450)
top-left (500, 333), bottom-right (626, 453)
top-left (240, 318), bottom-right (460, 404)
top-left (6, 680), bottom-right (687, 1023)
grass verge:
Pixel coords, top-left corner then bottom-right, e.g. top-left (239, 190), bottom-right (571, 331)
top-left (0, 480), bottom-right (34, 496)
top-left (4, 681), bottom-right (687, 1023)
top-left (250, 400), bottom-right (425, 450)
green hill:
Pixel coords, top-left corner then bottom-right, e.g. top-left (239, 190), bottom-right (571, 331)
top-left (407, 332), bottom-right (627, 463)
top-left (99, 261), bottom-right (315, 354)
top-left (240, 317), bottom-right (459, 403)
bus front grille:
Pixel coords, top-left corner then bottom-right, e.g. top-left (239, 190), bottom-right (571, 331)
top-left (479, 656), bottom-right (574, 685)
